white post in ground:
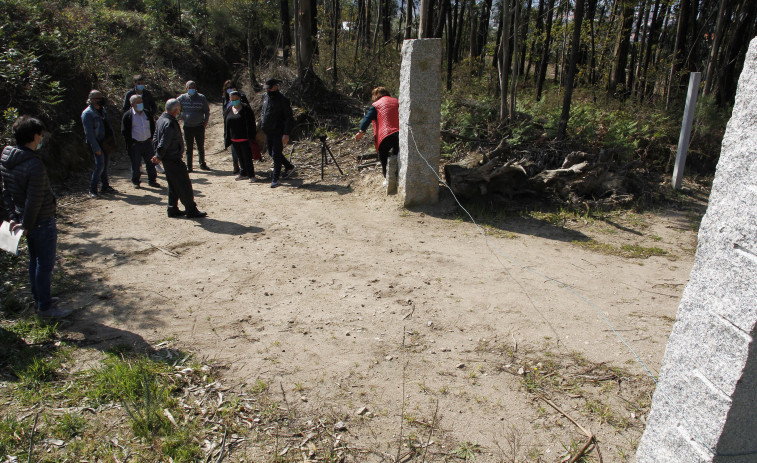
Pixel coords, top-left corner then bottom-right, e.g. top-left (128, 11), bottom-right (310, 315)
top-left (671, 72), bottom-right (702, 190)
top-left (637, 39), bottom-right (757, 462)
top-left (398, 38), bottom-right (442, 207)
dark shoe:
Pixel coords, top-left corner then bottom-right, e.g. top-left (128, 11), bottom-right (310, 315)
top-left (282, 166), bottom-right (296, 179)
top-left (167, 207), bottom-right (186, 218)
top-left (235, 175), bottom-right (249, 181)
top-left (88, 191), bottom-right (99, 199)
top-left (232, 168), bottom-right (240, 175)
top-left (102, 186), bottom-right (118, 194)
top-left (133, 183), bottom-right (141, 189)
top-left (250, 175), bottom-right (258, 183)
top-left (37, 304), bottom-right (72, 319)
top-left (271, 181), bottom-right (280, 188)
top-left (187, 167), bottom-right (193, 173)
top-left (185, 210), bottom-right (207, 219)
top-left (200, 163), bottom-right (210, 171)
top-left (33, 297), bottom-right (60, 312)
top-left (148, 181), bottom-right (161, 188)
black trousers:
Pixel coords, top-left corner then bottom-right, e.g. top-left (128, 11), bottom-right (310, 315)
top-left (266, 132), bottom-right (294, 182)
top-left (162, 157), bottom-right (197, 211)
top-left (231, 141), bottom-right (255, 177)
top-left (184, 125), bottom-right (206, 168)
top-left (378, 132), bottom-right (399, 177)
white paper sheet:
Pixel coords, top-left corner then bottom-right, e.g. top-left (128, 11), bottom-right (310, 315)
top-left (0, 221), bottom-right (23, 255)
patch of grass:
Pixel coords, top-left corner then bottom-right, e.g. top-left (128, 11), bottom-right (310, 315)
top-left (573, 239), bottom-right (669, 259)
top-left (0, 414), bottom-right (27, 456)
top-left (454, 441), bottom-right (481, 460)
top-left (15, 355), bottom-right (62, 388)
top-left (50, 411), bottom-right (87, 439)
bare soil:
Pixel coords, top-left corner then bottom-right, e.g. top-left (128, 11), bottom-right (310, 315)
top-left (54, 103), bottom-right (706, 461)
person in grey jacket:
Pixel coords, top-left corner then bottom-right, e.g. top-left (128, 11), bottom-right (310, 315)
top-left (177, 81), bottom-right (210, 172)
top-left (81, 90), bottom-right (117, 198)
top-left (151, 99), bottom-right (206, 219)
top-left (1, 116), bottom-right (70, 318)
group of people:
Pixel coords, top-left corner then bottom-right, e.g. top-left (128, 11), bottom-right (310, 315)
top-left (1, 78), bottom-right (399, 319)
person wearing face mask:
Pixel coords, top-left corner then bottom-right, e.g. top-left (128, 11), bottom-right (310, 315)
top-left (177, 80), bottom-right (210, 172)
top-left (1, 116), bottom-right (71, 318)
top-left (223, 91), bottom-right (257, 182)
top-left (222, 81), bottom-right (250, 175)
top-left (259, 79), bottom-right (295, 188)
top-left (122, 74), bottom-right (157, 116)
top-left (82, 90), bottom-right (118, 198)
top-left (151, 99), bottom-right (207, 219)
top-left (121, 95), bottom-right (160, 189)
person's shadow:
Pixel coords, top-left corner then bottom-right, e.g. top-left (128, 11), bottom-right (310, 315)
top-left (192, 218), bottom-right (264, 235)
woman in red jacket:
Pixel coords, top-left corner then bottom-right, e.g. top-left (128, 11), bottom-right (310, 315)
top-left (354, 87), bottom-right (399, 184)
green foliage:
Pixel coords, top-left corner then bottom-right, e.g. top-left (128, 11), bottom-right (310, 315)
top-left (90, 354), bottom-right (174, 404)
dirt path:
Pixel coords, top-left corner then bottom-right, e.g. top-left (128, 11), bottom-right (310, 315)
top-left (57, 104), bottom-right (702, 461)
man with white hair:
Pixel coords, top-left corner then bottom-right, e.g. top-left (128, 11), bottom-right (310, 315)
top-left (151, 99), bottom-right (206, 218)
top-left (121, 94), bottom-right (160, 189)
top-left (177, 80), bottom-right (210, 172)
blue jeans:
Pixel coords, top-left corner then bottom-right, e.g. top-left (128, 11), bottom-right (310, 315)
top-left (27, 217), bottom-right (57, 311)
top-left (89, 148), bottom-right (110, 193)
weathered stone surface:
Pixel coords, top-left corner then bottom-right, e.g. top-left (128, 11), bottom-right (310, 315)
top-left (398, 39), bottom-right (441, 207)
top-left (637, 37), bottom-right (757, 463)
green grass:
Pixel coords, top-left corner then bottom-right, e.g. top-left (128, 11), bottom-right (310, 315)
top-left (573, 239), bottom-right (669, 259)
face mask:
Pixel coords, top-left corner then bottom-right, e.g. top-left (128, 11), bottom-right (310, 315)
top-left (136, 103), bottom-right (144, 111)
top-left (136, 84), bottom-right (145, 91)
top-left (37, 138), bottom-right (43, 149)
top-left (188, 88), bottom-right (197, 96)
top-left (231, 100), bottom-right (240, 107)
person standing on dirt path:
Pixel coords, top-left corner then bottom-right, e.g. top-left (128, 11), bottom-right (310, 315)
top-left (259, 79), bottom-right (295, 188)
top-left (177, 81), bottom-right (211, 172)
top-left (151, 99), bottom-right (207, 219)
top-left (224, 91), bottom-right (258, 182)
top-left (354, 86), bottom-right (399, 185)
top-left (121, 95), bottom-right (160, 189)
top-left (222, 81), bottom-right (250, 175)
top-left (1, 116), bottom-right (71, 318)
top-left (82, 90), bottom-right (118, 198)
top-left (122, 74), bottom-right (157, 116)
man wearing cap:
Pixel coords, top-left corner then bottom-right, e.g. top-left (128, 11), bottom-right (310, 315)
top-left (122, 74), bottom-right (157, 116)
top-left (121, 94), bottom-right (160, 189)
top-left (82, 90), bottom-right (117, 198)
top-left (177, 81), bottom-right (211, 172)
top-left (152, 98), bottom-right (207, 219)
top-left (259, 79), bottom-right (295, 188)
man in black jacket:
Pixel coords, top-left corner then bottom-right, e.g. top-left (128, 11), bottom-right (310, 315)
top-left (122, 95), bottom-right (160, 189)
top-left (1, 116), bottom-right (70, 318)
top-left (151, 99), bottom-right (206, 219)
top-left (259, 79), bottom-right (296, 188)
top-left (122, 74), bottom-right (158, 116)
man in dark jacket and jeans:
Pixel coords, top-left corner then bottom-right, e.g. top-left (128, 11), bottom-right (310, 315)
top-left (260, 79), bottom-right (296, 188)
top-left (122, 94), bottom-right (160, 189)
top-left (1, 116), bottom-right (70, 318)
top-left (151, 99), bottom-right (206, 219)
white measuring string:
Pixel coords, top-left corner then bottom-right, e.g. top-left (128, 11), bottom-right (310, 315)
top-left (405, 125), bottom-right (722, 455)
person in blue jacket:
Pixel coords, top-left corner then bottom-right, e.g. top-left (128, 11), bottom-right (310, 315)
top-left (81, 90), bottom-right (117, 198)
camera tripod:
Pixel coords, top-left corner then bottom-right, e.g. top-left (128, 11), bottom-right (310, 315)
top-left (319, 135), bottom-right (344, 180)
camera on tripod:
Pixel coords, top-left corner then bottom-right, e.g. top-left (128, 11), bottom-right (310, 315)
top-left (318, 134), bottom-right (327, 143)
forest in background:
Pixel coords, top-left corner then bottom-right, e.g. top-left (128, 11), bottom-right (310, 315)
top-left (1, 0), bottom-right (754, 185)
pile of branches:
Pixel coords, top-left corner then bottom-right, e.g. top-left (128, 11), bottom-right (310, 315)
top-left (444, 139), bottom-right (647, 208)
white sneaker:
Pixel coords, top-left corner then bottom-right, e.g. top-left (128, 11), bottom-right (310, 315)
top-left (382, 179), bottom-right (388, 187)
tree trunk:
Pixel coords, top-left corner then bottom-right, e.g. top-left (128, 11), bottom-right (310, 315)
top-left (510, 0), bottom-right (519, 119)
top-left (447, 0), bottom-right (455, 89)
top-left (311, 0), bottom-right (319, 56)
top-left (665, 0), bottom-right (690, 108)
top-left (609, 1), bottom-right (635, 93)
top-left (499, 0), bottom-right (511, 119)
top-left (632, 0), bottom-right (651, 96)
top-left (535, 0), bottom-right (555, 101)
top-left (557, 0), bottom-right (585, 140)
top-left (703, 0), bottom-right (727, 96)
top-left (383, 0), bottom-right (392, 41)
top-left (297, 0), bottom-right (314, 77)
top-left (434, 0), bottom-right (448, 38)
top-left (332, 0), bottom-right (340, 85)
top-left (476, 0), bottom-right (493, 56)
top-left (468, 0), bottom-right (477, 57)
top-left (419, 0), bottom-right (434, 37)
top-left (528, 0), bottom-right (545, 81)
top-left (366, 0), bottom-right (373, 46)
top-left (281, 0), bottom-right (292, 63)
top-left (518, 0), bottom-right (530, 75)
top-left (405, 0), bottom-right (414, 38)
top-left (717, 0), bottom-right (757, 106)
top-left (247, 20), bottom-right (260, 91)
top-left (638, 0), bottom-right (660, 99)
top-left (587, 0), bottom-right (597, 85)
top-left (627, 0), bottom-right (646, 92)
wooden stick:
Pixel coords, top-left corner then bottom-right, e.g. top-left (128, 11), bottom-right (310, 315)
top-left (568, 437), bottom-right (595, 463)
top-left (27, 413), bottom-right (38, 463)
top-left (538, 395), bottom-right (592, 438)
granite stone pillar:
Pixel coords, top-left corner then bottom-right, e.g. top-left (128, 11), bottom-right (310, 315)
top-left (398, 39), bottom-right (441, 207)
top-left (637, 37), bottom-right (757, 462)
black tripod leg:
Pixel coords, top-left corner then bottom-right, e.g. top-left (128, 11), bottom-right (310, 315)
top-left (325, 145), bottom-right (344, 175)
top-left (321, 145), bottom-right (325, 180)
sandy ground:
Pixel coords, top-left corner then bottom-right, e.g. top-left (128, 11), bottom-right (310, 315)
top-left (55, 104), bottom-right (704, 461)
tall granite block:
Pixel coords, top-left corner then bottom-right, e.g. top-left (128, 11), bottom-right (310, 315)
top-left (398, 39), bottom-right (441, 207)
top-left (637, 37), bottom-right (757, 462)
